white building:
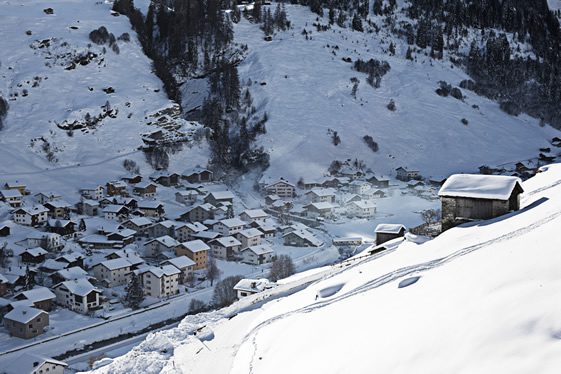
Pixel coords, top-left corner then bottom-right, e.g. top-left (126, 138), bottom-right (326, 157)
top-left (213, 218), bottom-right (246, 236)
top-left (3, 353), bottom-right (67, 374)
top-left (52, 279), bottom-right (101, 314)
top-left (80, 185), bottom-right (104, 200)
top-left (349, 180), bottom-right (372, 195)
top-left (91, 258), bottom-right (132, 287)
top-left (0, 189), bottom-right (23, 207)
top-left (240, 245), bottom-right (275, 265)
top-left (236, 228), bottom-right (264, 249)
top-left (103, 204), bottom-right (129, 221)
top-left (209, 236), bottom-right (242, 260)
top-left (144, 235), bottom-right (180, 257)
top-left (160, 256), bottom-right (196, 283)
top-left (265, 180), bottom-right (296, 198)
top-left (233, 278), bottom-right (274, 299)
top-left (138, 265), bottom-right (180, 298)
top-left (239, 209), bottom-right (269, 224)
top-left (13, 206), bottom-right (49, 226)
top-left (347, 200), bottom-right (377, 218)
top-left (305, 188), bottom-right (336, 203)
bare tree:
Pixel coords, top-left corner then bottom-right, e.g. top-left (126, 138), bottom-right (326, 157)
top-left (212, 275), bottom-right (243, 307)
top-left (206, 258), bottom-right (221, 286)
top-left (269, 255), bottom-right (295, 282)
top-left (420, 209), bottom-right (441, 225)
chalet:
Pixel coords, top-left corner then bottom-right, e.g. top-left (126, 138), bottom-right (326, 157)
top-left (175, 222), bottom-right (207, 242)
top-left (81, 199), bottom-right (99, 216)
top-left (119, 217), bottom-right (153, 237)
top-left (13, 206), bottom-right (49, 226)
top-left (149, 220), bottom-right (177, 238)
top-left (347, 200), bottom-right (377, 218)
top-left (213, 218), bottom-right (246, 236)
top-left (0, 225), bottom-right (10, 237)
top-left (50, 266), bottom-right (91, 284)
top-left (428, 177), bottom-right (447, 187)
top-left (39, 259), bottom-right (67, 273)
top-left (23, 232), bottom-right (63, 251)
top-left (176, 240), bottom-right (209, 270)
top-left (236, 228), bottom-right (264, 249)
top-left (3, 306), bottom-right (48, 339)
top-left (204, 191), bottom-right (235, 207)
top-left (133, 182), bottom-right (157, 198)
top-left (375, 224), bottom-right (406, 245)
top-left (137, 265), bottom-right (180, 298)
top-left (47, 219), bottom-right (77, 237)
top-left (178, 203), bottom-right (215, 222)
top-left (0, 189), bottom-right (23, 207)
top-left (3, 353), bottom-right (67, 374)
top-left (265, 180), bottom-right (296, 198)
top-left (332, 237), bottom-right (363, 247)
top-left (304, 202), bottom-right (335, 218)
top-left (438, 174), bottom-right (524, 231)
top-left (367, 176), bottom-right (390, 188)
top-left (370, 189), bottom-right (386, 198)
top-left (209, 236), bottom-right (242, 260)
top-left (4, 181), bottom-right (28, 195)
top-left (137, 200), bottom-right (165, 218)
top-left (122, 174), bottom-right (142, 184)
top-left (106, 181), bottom-right (128, 196)
top-left (283, 229), bottom-right (323, 247)
top-left (14, 287), bottom-right (56, 311)
top-left (234, 278), bottom-right (274, 298)
top-left (252, 221), bottom-right (276, 238)
top-left (396, 167), bottom-right (420, 182)
top-left (239, 209), bottom-right (269, 224)
top-left (407, 180), bottom-right (425, 189)
top-left (337, 166), bottom-right (364, 180)
top-left (103, 204), bottom-right (130, 221)
top-left (319, 177), bottom-right (341, 189)
top-left (34, 192), bottom-right (62, 205)
top-left (349, 180), bottom-right (371, 195)
top-left (111, 197), bottom-right (138, 210)
top-left (144, 235), bottom-right (180, 257)
top-left (240, 245), bottom-right (275, 265)
top-left (105, 249), bottom-right (145, 269)
top-left (175, 190), bottom-right (198, 204)
top-left (160, 256), bottom-right (196, 283)
top-left (191, 230), bottom-right (221, 243)
top-left (43, 200), bottom-right (71, 219)
top-left (78, 234), bottom-right (121, 249)
top-left (92, 258), bottom-right (132, 287)
top-left (150, 172), bottom-right (180, 187)
top-left (52, 279), bottom-right (101, 314)
top-left (55, 252), bottom-right (84, 268)
top-left (265, 194), bottom-right (281, 205)
top-left (106, 229), bottom-right (137, 245)
top-left (80, 185), bottom-right (104, 200)
top-left (305, 188), bottom-right (336, 203)
top-left (181, 167), bottom-right (213, 183)
top-left (20, 247), bottom-right (48, 264)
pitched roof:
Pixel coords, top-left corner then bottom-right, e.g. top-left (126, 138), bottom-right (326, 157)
top-left (206, 191), bottom-right (235, 200)
top-left (237, 228), bottom-right (264, 238)
top-left (22, 247), bottom-right (48, 257)
top-left (4, 353), bottom-right (67, 374)
top-left (217, 218), bottom-right (246, 228)
top-left (375, 224), bottom-right (406, 234)
top-left (181, 239), bottom-right (210, 252)
top-left (211, 236), bottom-right (242, 247)
top-left (55, 278), bottom-right (100, 296)
top-left (242, 245), bottom-right (274, 256)
top-left (147, 235), bottom-right (180, 248)
top-left (161, 256), bottom-right (196, 269)
top-left (103, 204), bottom-right (128, 213)
top-left (98, 258), bottom-right (132, 270)
top-left (283, 229), bottom-right (324, 246)
top-left (305, 202), bottom-right (336, 210)
top-left (141, 265), bottom-right (181, 278)
top-left (124, 217), bottom-right (153, 227)
top-left (234, 278), bottom-right (273, 293)
top-left (54, 266), bottom-right (89, 280)
top-left (438, 174), bottom-right (523, 200)
top-left (350, 200), bottom-right (377, 209)
top-left (0, 189), bottom-right (22, 198)
top-left (241, 209), bottom-right (268, 219)
top-left (4, 306), bottom-right (46, 324)
top-left (307, 188), bottom-right (336, 197)
top-left (138, 200), bottom-right (164, 209)
top-left (16, 287), bottom-right (56, 302)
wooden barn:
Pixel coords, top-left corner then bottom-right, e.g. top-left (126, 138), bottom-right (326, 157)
top-left (438, 174), bottom-right (524, 231)
top-left (375, 224), bottom-right (406, 245)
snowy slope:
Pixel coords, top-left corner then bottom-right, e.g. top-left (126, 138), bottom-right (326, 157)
top-left (235, 5), bottom-right (560, 184)
top-left (90, 163), bottom-right (561, 373)
top-left (0, 0), bottom-right (209, 196)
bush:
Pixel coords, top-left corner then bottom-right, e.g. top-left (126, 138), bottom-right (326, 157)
top-left (118, 32), bottom-right (131, 42)
top-left (189, 299), bottom-right (207, 314)
top-left (89, 26), bottom-right (110, 45)
top-left (269, 255), bottom-right (295, 282)
top-left (435, 81), bottom-right (451, 97)
top-left (363, 135), bottom-right (379, 152)
top-left (461, 118), bottom-right (469, 125)
top-left (450, 87), bottom-right (463, 100)
top-left (387, 99), bottom-right (396, 111)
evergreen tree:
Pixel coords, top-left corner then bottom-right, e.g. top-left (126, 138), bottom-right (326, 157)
top-left (124, 273), bottom-right (144, 309)
top-left (352, 14), bottom-right (363, 32)
top-left (24, 266), bottom-right (35, 291)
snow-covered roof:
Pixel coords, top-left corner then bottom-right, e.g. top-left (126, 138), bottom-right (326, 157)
top-left (307, 188), bottom-right (336, 197)
top-left (350, 200), bottom-right (377, 209)
top-left (306, 202), bottom-right (336, 210)
top-left (55, 279), bottom-right (100, 296)
top-left (124, 217), bottom-right (153, 227)
top-left (207, 191), bottom-right (235, 200)
top-left (55, 266), bottom-right (89, 281)
top-left (438, 174), bottom-right (523, 200)
top-left (4, 353), bottom-right (67, 374)
top-left (103, 204), bottom-right (128, 213)
top-left (283, 229), bottom-right (324, 246)
top-left (16, 287), bottom-right (56, 302)
top-left (108, 228), bottom-right (137, 238)
top-left (138, 200), bottom-right (164, 209)
top-left (15, 206), bottom-right (49, 215)
top-left (56, 252), bottom-right (83, 263)
top-left (192, 231), bottom-right (221, 240)
top-left (218, 218), bottom-right (246, 228)
top-left (211, 236), bottom-right (242, 247)
top-left (162, 256), bottom-right (196, 269)
top-left (155, 220), bottom-right (177, 229)
top-left (134, 181), bottom-right (157, 189)
top-left (44, 200), bottom-right (72, 208)
top-left (237, 228), bottom-right (264, 238)
top-left (266, 180), bottom-right (295, 188)
top-left (98, 258), bottom-right (132, 271)
top-left (375, 224), bottom-right (406, 234)
top-left (22, 247), bottom-right (48, 257)
top-left (181, 239), bottom-right (210, 252)
top-left (82, 199), bottom-right (100, 206)
top-left (242, 245), bottom-right (274, 256)
top-left (4, 306), bottom-right (46, 324)
top-left (0, 189), bottom-right (22, 198)
top-left (47, 218), bottom-right (75, 227)
top-left (148, 235), bottom-right (180, 248)
top-left (183, 222), bottom-right (208, 232)
top-left (182, 166), bottom-right (212, 176)
top-left (234, 278), bottom-right (273, 293)
top-left (142, 265), bottom-right (181, 278)
top-left (40, 259), bottom-right (68, 271)
top-left (241, 209), bottom-right (269, 219)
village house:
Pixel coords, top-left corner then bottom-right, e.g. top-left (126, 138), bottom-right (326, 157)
top-left (0, 273), bottom-right (11, 296)
top-left (179, 203), bottom-right (215, 223)
top-left (160, 256), bottom-right (196, 284)
top-left (34, 192), bottom-right (62, 205)
top-left (47, 219), bottom-right (77, 237)
top-left (22, 232), bottom-right (63, 251)
top-left (150, 172), bottom-right (180, 187)
top-left (137, 265), bottom-right (180, 298)
top-left (144, 235), bottom-right (180, 257)
top-left (176, 240), bottom-right (209, 270)
top-left (13, 206), bottom-right (49, 226)
top-left (137, 200), bottom-right (165, 218)
top-left (367, 176), bottom-right (390, 188)
top-left (43, 200), bottom-right (72, 219)
top-left (106, 229), bottom-right (137, 245)
top-left (175, 190), bottom-right (198, 205)
top-left (3, 306), bottom-right (49, 339)
top-left (38, 259), bottom-right (67, 274)
top-left (120, 217), bottom-right (153, 236)
top-left (253, 222), bottom-right (276, 239)
top-left (55, 252), bottom-right (84, 268)
top-left (175, 222), bottom-right (207, 242)
top-left (106, 181), bottom-right (129, 197)
top-left (133, 182), bottom-right (157, 198)
top-left (375, 224), bottom-right (407, 245)
top-left (438, 174), bottom-right (524, 231)
top-left (265, 194), bottom-right (282, 206)
top-left (81, 199), bottom-right (100, 216)
top-left (191, 230), bottom-right (221, 243)
top-left (347, 200), bottom-right (377, 218)
top-left (3, 353), bottom-right (67, 374)
top-left (265, 180), bottom-right (296, 198)
top-left (104, 249), bottom-right (145, 270)
top-left (20, 247), bottom-right (48, 264)
top-left (14, 287), bottom-right (56, 311)
top-left (149, 220), bottom-right (177, 239)
top-left (369, 189), bottom-right (386, 198)
top-left (121, 175), bottom-right (142, 185)
top-left (204, 191), bottom-right (235, 207)
top-left (0, 189), bottom-right (23, 207)
top-left (92, 258), bottom-right (132, 287)
top-left (304, 202), bottom-right (335, 219)
top-left (181, 167), bottom-right (213, 183)
top-left (305, 188), bottom-right (337, 204)
top-left (4, 181), bottom-right (28, 195)
top-left (50, 266), bottom-right (91, 285)
top-left (283, 229), bottom-right (324, 247)
top-left (234, 278), bottom-right (274, 299)
top-left (239, 209), bottom-right (269, 224)
top-left (80, 185), bottom-right (104, 200)
top-left (236, 228), bottom-right (264, 249)
top-left (213, 218), bottom-right (246, 236)
top-left (349, 180), bottom-right (372, 195)
top-left (396, 167), bottom-right (421, 182)
top-left (209, 236), bottom-right (242, 260)
top-left (52, 278), bottom-right (101, 314)
top-left (240, 245), bottom-right (275, 265)
top-left (103, 204), bottom-right (130, 221)
top-left (0, 225), bottom-right (10, 237)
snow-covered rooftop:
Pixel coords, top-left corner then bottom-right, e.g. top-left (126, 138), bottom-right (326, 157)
top-left (4, 353), bottom-right (67, 374)
top-left (16, 287), bottom-right (56, 302)
top-left (98, 258), bottom-right (132, 271)
top-left (181, 240), bottom-right (210, 252)
top-left (375, 224), bottom-right (406, 234)
top-left (4, 306), bottom-right (45, 324)
top-left (212, 236), bottom-right (242, 247)
top-left (161, 256), bottom-right (196, 269)
top-left (234, 278), bottom-right (274, 293)
top-left (242, 245), bottom-right (275, 256)
top-left (438, 174), bottom-right (523, 200)
top-left (56, 278), bottom-right (100, 296)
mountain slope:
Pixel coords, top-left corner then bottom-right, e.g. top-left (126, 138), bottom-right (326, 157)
top-left (90, 163), bottom-right (561, 373)
top-left (234, 5), bottom-right (560, 184)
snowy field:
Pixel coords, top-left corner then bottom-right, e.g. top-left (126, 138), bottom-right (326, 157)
top-left (90, 163), bottom-right (561, 374)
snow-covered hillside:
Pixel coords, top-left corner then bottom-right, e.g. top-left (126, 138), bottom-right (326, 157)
top-left (0, 0), bottom-right (209, 196)
top-left (235, 5), bottom-right (560, 184)
top-left (89, 163), bottom-right (561, 373)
